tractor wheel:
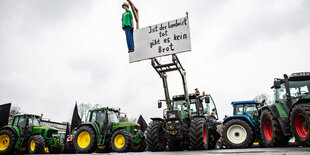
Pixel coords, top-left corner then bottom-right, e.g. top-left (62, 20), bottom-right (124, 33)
top-left (290, 104), bottom-right (310, 146)
top-left (73, 126), bottom-right (96, 153)
top-left (145, 121), bottom-right (166, 151)
top-left (96, 144), bottom-right (111, 153)
top-left (132, 141), bottom-right (146, 152)
top-left (0, 129), bottom-right (16, 154)
top-left (49, 146), bottom-right (62, 154)
top-left (111, 129), bottom-right (132, 152)
top-left (260, 109), bottom-right (288, 147)
top-left (63, 142), bottom-right (75, 153)
top-left (28, 135), bottom-right (45, 154)
top-left (222, 119), bottom-right (253, 148)
top-left (189, 117), bottom-right (208, 150)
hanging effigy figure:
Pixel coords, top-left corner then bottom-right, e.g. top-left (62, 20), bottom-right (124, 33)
top-left (122, 2), bottom-right (134, 53)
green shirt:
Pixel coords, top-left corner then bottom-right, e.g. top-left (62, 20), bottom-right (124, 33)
top-left (122, 10), bottom-right (133, 27)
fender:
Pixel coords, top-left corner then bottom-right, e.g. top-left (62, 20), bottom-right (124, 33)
top-left (260, 105), bottom-right (290, 136)
top-left (0, 126), bottom-right (19, 137)
top-left (223, 115), bottom-right (255, 128)
top-left (150, 118), bottom-right (164, 122)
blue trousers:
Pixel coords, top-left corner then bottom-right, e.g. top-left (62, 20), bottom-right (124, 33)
top-left (124, 26), bottom-right (134, 51)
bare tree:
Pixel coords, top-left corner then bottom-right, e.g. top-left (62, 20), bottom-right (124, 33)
top-left (254, 93), bottom-right (271, 105)
top-left (10, 105), bottom-right (22, 116)
top-left (78, 103), bottom-right (91, 121)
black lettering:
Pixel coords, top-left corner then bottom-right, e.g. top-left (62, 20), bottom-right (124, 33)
top-left (159, 30), bottom-right (168, 37)
top-left (169, 43), bottom-right (174, 51)
top-left (164, 37), bottom-right (170, 43)
top-left (148, 25), bottom-right (158, 33)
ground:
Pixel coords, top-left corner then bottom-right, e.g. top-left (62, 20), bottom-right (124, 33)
top-left (56, 147), bottom-right (310, 155)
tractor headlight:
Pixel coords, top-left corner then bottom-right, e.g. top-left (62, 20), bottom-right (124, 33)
top-left (175, 120), bottom-right (179, 124)
top-left (167, 121), bottom-right (172, 124)
top-left (168, 113), bottom-right (176, 119)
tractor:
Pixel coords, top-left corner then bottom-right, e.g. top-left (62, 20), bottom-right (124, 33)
top-left (222, 100), bottom-right (262, 148)
top-left (72, 107), bottom-right (145, 153)
top-left (146, 55), bottom-right (218, 151)
top-left (0, 114), bottom-right (61, 154)
top-left (260, 72), bottom-right (310, 147)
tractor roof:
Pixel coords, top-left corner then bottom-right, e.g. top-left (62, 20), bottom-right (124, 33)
top-left (289, 72), bottom-right (310, 81)
top-left (89, 107), bottom-right (120, 112)
top-left (14, 114), bottom-right (40, 118)
top-left (231, 100), bottom-right (257, 105)
top-left (173, 93), bottom-right (208, 100)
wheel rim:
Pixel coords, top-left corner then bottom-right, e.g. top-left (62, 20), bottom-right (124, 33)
top-left (263, 118), bottom-right (273, 141)
top-left (295, 113), bottom-right (309, 138)
top-left (77, 131), bottom-right (91, 149)
top-left (44, 147), bottom-right (49, 153)
top-left (226, 124), bottom-right (247, 144)
top-left (203, 125), bottom-right (207, 144)
top-left (132, 143), bottom-right (141, 150)
top-left (98, 145), bottom-right (107, 149)
top-left (114, 134), bottom-right (125, 149)
top-left (0, 134), bottom-right (10, 151)
top-left (30, 139), bottom-right (35, 151)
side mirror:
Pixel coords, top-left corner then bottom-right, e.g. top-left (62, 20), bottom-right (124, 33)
top-left (205, 97), bottom-right (210, 103)
top-left (158, 101), bottom-right (162, 108)
top-left (274, 80), bottom-right (281, 89)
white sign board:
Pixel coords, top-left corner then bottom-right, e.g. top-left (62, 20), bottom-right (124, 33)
top-left (129, 16), bottom-right (191, 63)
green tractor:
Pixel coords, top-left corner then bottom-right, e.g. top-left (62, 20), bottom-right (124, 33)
top-left (260, 72), bottom-right (310, 147)
top-left (146, 55), bottom-right (218, 151)
top-left (72, 107), bottom-right (145, 153)
top-left (0, 114), bottom-right (61, 154)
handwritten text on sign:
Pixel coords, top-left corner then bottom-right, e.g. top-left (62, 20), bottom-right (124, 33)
top-left (129, 17), bottom-right (191, 63)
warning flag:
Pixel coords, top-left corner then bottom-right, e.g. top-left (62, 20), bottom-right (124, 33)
top-left (0, 103), bottom-right (11, 128)
top-left (137, 115), bottom-right (147, 132)
top-left (71, 103), bottom-right (81, 133)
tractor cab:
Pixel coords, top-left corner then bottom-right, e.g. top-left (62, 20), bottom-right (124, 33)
top-left (273, 72), bottom-right (310, 107)
top-left (230, 100), bottom-right (260, 126)
top-left (86, 108), bottom-right (121, 132)
top-left (11, 114), bottom-right (41, 136)
top-left (171, 92), bottom-right (217, 119)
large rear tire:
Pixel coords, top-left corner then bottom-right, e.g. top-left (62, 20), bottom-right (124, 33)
top-left (290, 104), bottom-right (310, 146)
top-left (0, 129), bottom-right (16, 154)
top-left (260, 109), bottom-right (288, 147)
top-left (189, 117), bottom-right (208, 150)
top-left (73, 126), bottom-right (96, 153)
top-left (222, 119), bottom-right (253, 148)
top-left (28, 135), bottom-right (45, 154)
top-left (146, 121), bottom-right (166, 151)
top-left (111, 129), bottom-right (132, 152)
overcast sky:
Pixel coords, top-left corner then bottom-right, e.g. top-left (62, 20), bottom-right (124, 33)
top-left (1, 0), bottom-right (309, 123)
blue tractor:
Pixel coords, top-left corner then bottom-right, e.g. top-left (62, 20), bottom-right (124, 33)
top-left (222, 100), bottom-right (262, 148)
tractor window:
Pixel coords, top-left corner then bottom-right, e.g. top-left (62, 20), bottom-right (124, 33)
top-left (289, 80), bottom-right (310, 103)
top-left (203, 96), bottom-right (217, 119)
top-left (12, 116), bottom-right (20, 126)
top-left (275, 84), bottom-right (287, 104)
top-left (173, 100), bottom-right (188, 111)
top-left (244, 104), bottom-right (258, 119)
top-left (28, 117), bottom-right (40, 126)
top-left (18, 117), bottom-right (27, 128)
top-left (91, 111), bottom-right (97, 122)
top-left (234, 104), bottom-right (244, 115)
top-left (108, 111), bottom-right (119, 123)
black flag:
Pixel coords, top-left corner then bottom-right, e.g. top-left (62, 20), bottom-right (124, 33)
top-left (71, 103), bottom-right (81, 133)
top-left (0, 103), bottom-right (11, 128)
top-left (137, 115), bottom-right (147, 132)
top-left (64, 122), bottom-right (69, 142)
